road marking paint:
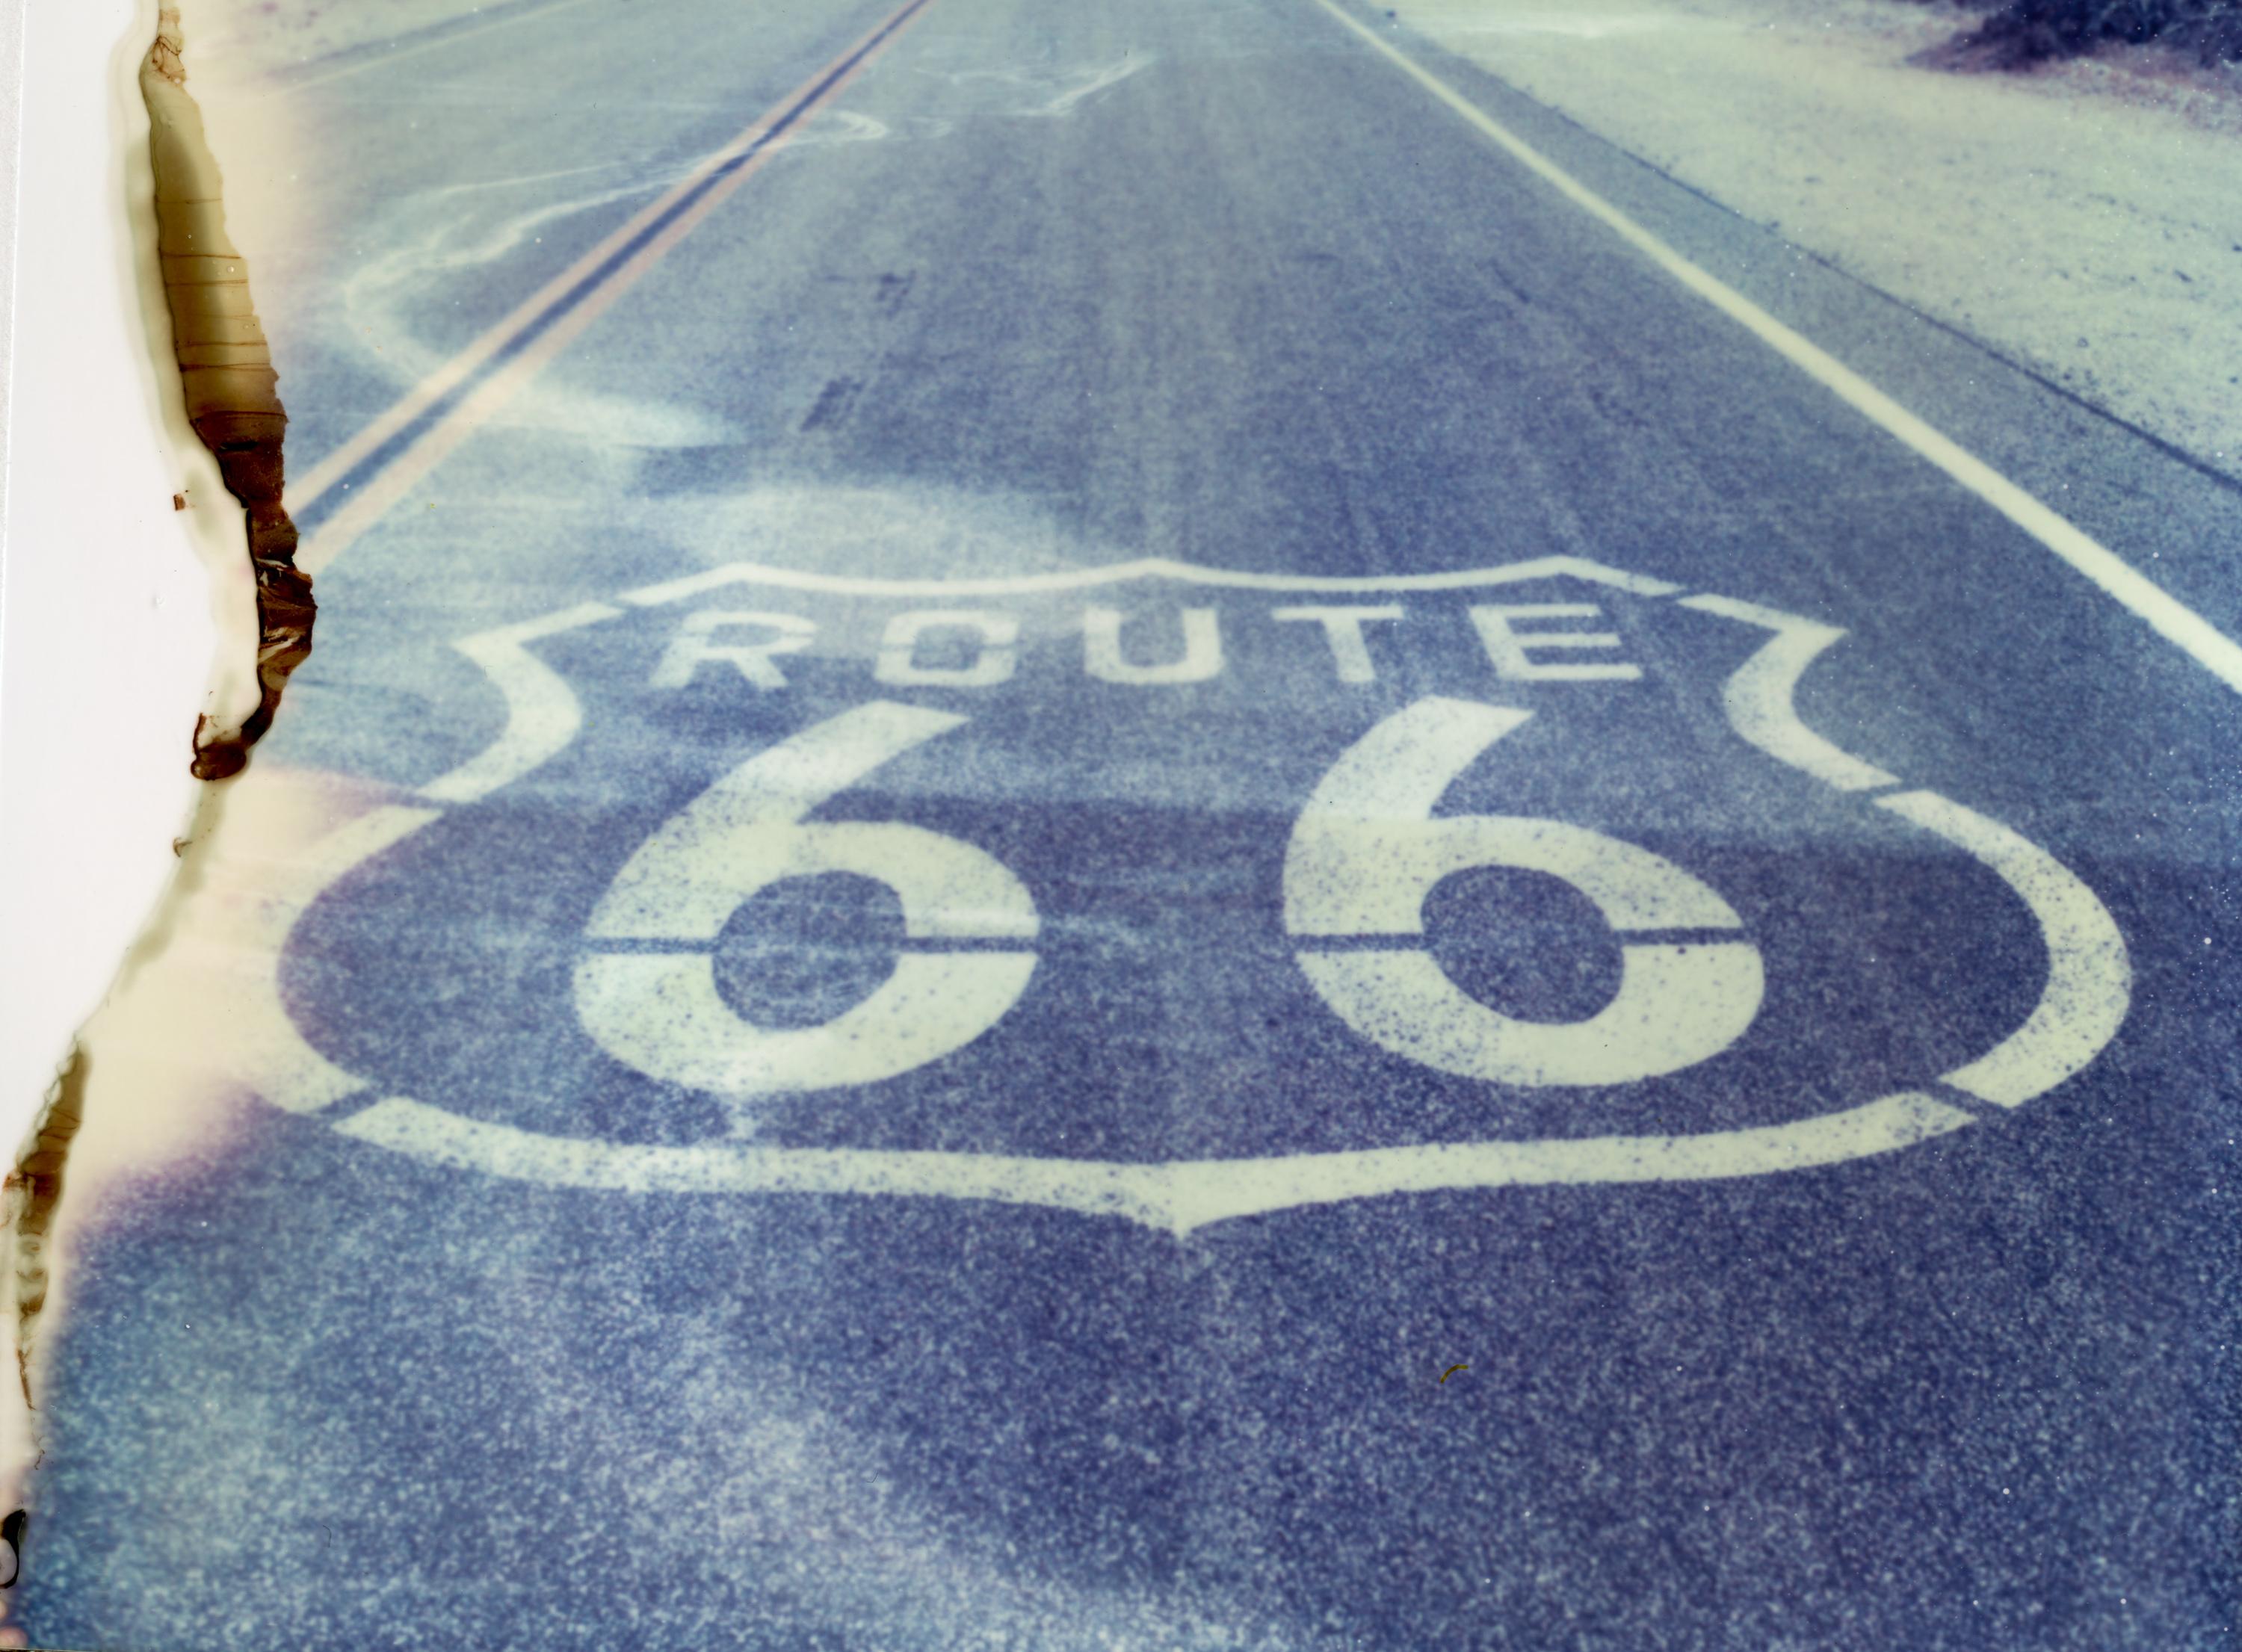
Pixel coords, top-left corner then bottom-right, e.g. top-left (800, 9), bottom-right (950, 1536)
top-left (232, 804), bottom-right (441, 1111)
top-left (1879, 790), bottom-right (2132, 1107)
top-left (1084, 605), bottom-right (1225, 684)
top-left (875, 610), bottom-right (1022, 687)
top-left (1315, 0), bottom-right (2242, 697)
top-left (578, 949), bottom-right (1040, 1108)
top-left (1285, 700), bottom-right (1744, 932)
top-left (1271, 604), bottom-right (1403, 684)
top-left (1028, 56), bottom-right (1155, 119)
top-left (259, 0), bottom-right (607, 96)
top-left (1470, 602), bottom-right (1640, 681)
top-left (1688, 598), bottom-right (2132, 1107)
top-left (1679, 594), bottom-right (1899, 791)
top-left (290, 0), bottom-right (938, 572)
top-left (618, 554), bottom-right (1684, 606)
top-left (576, 703), bottom-right (1039, 1117)
top-left (419, 602), bottom-right (621, 803)
top-left (1299, 944), bottom-right (1767, 1089)
top-left (651, 610), bottom-right (819, 691)
top-left (1286, 699), bottom-right (1765, 1086)
top-left (226, 562), bottom-right (2122, 1228)
top-left (582, 703), bottom-right (1036, 940)
top-left (1288, 697), bottom-right (1534, 836)
top-left (336, 1088), bottom-right (1974, 1234)
top-left (468, 559), bottom-right (1674, 808)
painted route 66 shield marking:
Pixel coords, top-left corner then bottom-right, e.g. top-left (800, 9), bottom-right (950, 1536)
top-left (235, 557), bottom-right (2128, 1234)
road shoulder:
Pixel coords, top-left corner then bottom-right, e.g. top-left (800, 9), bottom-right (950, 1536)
top-left (1384, 0), bottom-right (2242, 479)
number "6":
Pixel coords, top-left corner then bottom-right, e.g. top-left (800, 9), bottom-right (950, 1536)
top-left (576, 696), bottom-right (1764, 1106)
top-left (1285, 699), bottom-right (1764, 1087)
top-left (574, 702), bottom-right (1038, 1100)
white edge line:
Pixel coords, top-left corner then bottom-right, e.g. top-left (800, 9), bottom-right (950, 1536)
top-left (1312, 0), bottom-right (2242, 696)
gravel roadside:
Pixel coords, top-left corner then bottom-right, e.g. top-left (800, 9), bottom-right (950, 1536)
top-left (1386, 0), bottom-right (2241, 474)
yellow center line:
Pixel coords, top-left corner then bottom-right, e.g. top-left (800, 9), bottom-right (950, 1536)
top-left (291, 0), bottom-right (936, 576)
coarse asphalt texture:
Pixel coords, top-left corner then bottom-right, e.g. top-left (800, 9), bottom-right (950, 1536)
top-left (20, 0), bottom-right (2240, 1647)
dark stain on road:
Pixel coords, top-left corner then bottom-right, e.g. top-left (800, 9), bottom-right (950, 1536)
top-left (874, 270), bottom-right (916, 315)
top-left (803, 377), bottom-right (865, 431)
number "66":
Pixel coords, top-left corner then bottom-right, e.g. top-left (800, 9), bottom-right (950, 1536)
top-left (572, 699), bottom-right (1764, 1101)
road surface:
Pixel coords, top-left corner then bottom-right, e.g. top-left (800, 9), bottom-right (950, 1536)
top-left (21, 0), bottom-right (2239, 1647)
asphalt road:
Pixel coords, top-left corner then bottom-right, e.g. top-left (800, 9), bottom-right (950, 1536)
top-left (20, 0), bottom-right (2240, 1646)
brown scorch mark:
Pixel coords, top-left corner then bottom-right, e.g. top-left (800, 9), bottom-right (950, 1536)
top-left (143, 7), bottom-right (314, 781)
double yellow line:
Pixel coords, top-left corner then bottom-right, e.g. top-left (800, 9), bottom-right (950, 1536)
top-left (294, 0), bottom-right (2242, 705)
top-left (289, 0), bottom-right (936, 576)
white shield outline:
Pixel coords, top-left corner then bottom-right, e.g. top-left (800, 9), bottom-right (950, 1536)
top-left (229, 557), bottom-right (2129, 1234)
